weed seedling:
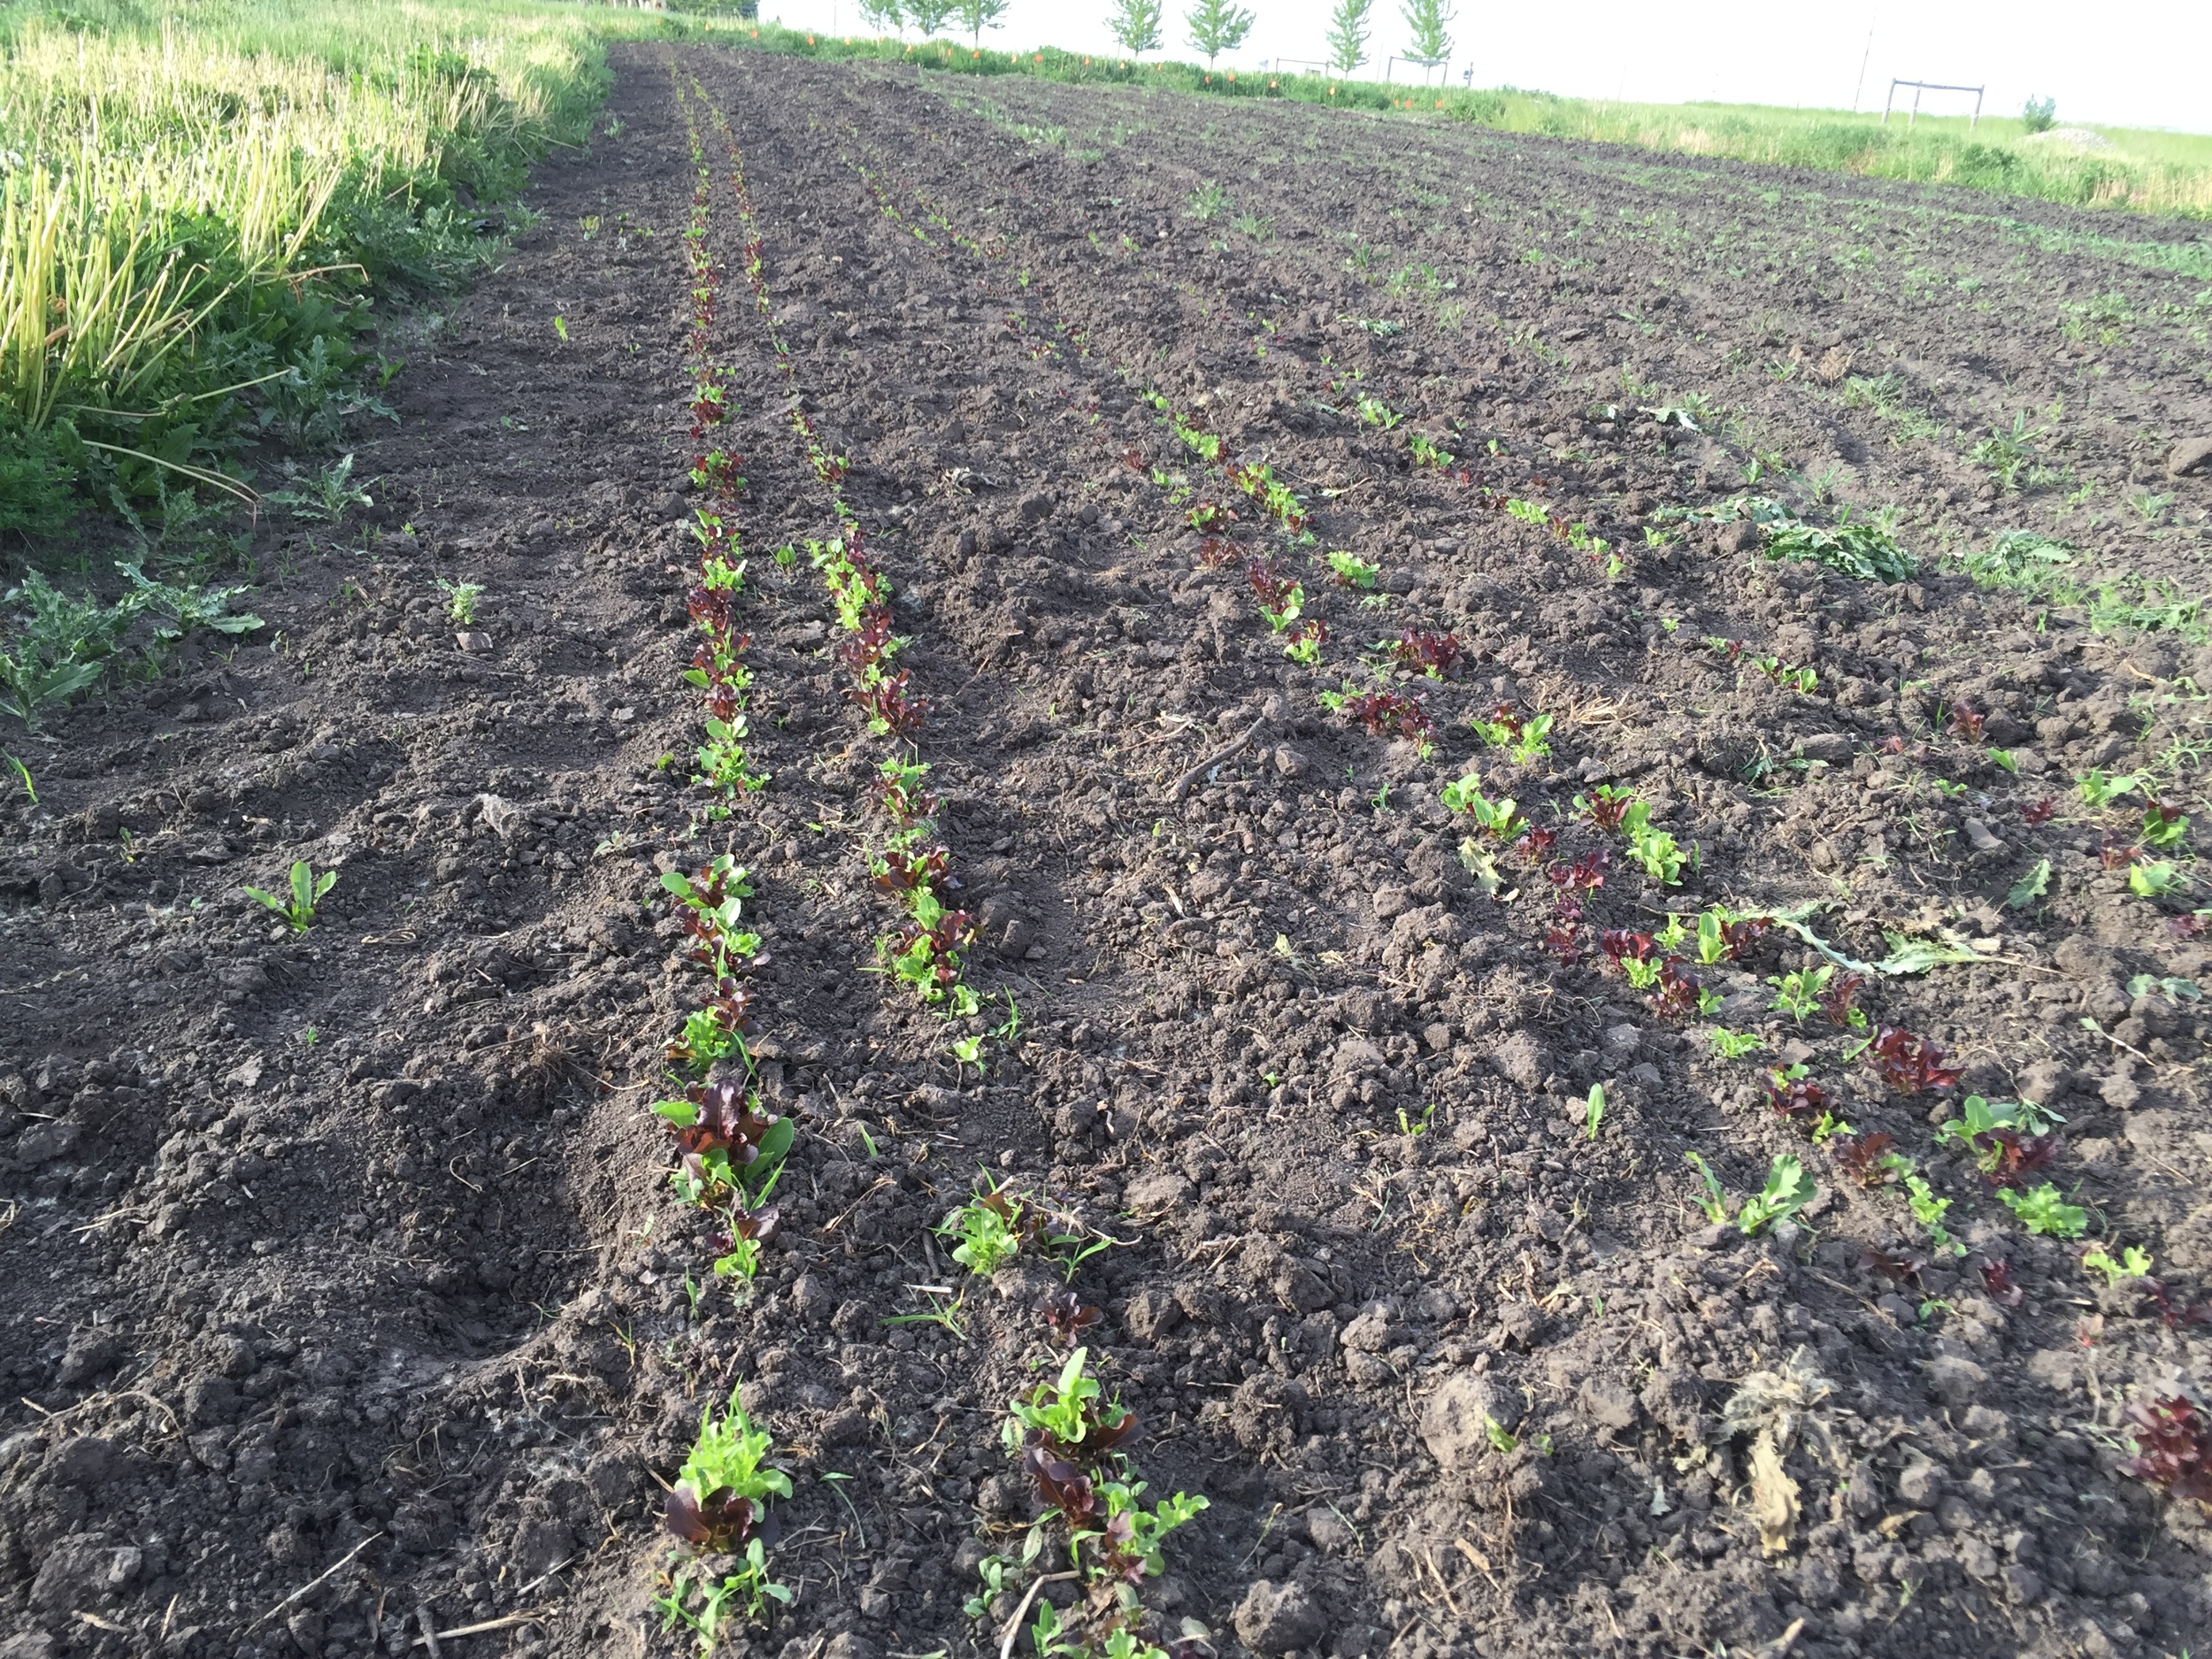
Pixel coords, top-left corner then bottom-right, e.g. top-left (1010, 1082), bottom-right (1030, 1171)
top-left (431, 579), bottom-right (480, 624)
top-left (1682, 1150), bottom-right (1730, 1225)
top-left (242, 861), bottom-right (335, 933)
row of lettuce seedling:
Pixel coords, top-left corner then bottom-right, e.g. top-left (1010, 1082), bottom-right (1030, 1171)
top-left (686, 71), bottom-right (982, 1019)
top-left (836, 120), bottom-right (2212, 1491)
top-left (649, 62), bottom-right (1221, 1659)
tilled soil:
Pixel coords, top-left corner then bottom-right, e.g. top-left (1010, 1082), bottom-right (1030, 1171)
top-left (4, 42), bottom-right (2211, 1659)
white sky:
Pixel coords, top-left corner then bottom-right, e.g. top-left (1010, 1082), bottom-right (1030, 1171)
top-left (765, 2), bottom-right (2212, 134)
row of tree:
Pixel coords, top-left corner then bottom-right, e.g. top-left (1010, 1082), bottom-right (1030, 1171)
top-left (853, 0), bottom-right (1458, 73)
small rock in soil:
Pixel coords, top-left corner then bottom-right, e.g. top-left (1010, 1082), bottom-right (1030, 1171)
top-left (1233, 1578), bottom-right (1327, 1655)
top-left (1418, 1369), bottom-right (1502, 1467)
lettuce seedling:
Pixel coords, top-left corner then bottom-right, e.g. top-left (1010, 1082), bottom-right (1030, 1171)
top-left (1041, 1289), bottom-right (1102, 1348)
top-left (939, 1174), bottom-right (1033, 1275)
top-left (1409, 432), bottom-right (1455, 468)
top-left (1946, 701), bottom-right (1986, 742)
top-left (2077, 768), bottom-right (2142, 808)
top-left (1862, 1026), bottom-right (1962, 1095)
top-left (1830, 1133), bottom-right (1900, 1187)
top-left (2128, 860), bottom-right (2180, 898)
top-left (1323, 687), bottom-right (1430, 741)
top-left (884, 886), bottom-right (976, 1005)
top-left (657, 1390), bottom-right (793, 1648)
top-left (2119, 1395), bottom-right (2212, 1504)
top-left (653, 1081), bottom-right (792, 1209)
top-left (1768, 965), bottom-right (1830, 1020)
top-left (242, 861), bottom-right (336, 933)
top-left (2141, 797), bottom-right (2189, 849)
top-left (1738, 1155), bottom-right (1815, 1234)
top-left (1326, 550), bottom-right (1380, 588)
top-left (1863, 1247), bottom-right (1926, 1287)
top-left (2082, 1244), bottom-right (2154, 1286)
top-left (1392, 629), bottom-right (1463, 679)
top-left (1620, 803), bottom-right (1686, 883)
top-left (1282, 619), bottom-right (1326, 664)
top-left (1709, 1027), bottom-right (1764, 1060)
top-left (1903, 1171), bottom-right (1966, 1256)
top-left (1440, 780), bottom-right (1519, 838)
top-left (664, 1387), bottom-right (791, 1549)
top-left (664, 980), bottom-right (756, 1076)
top-left (1575, 784), bottom-right (1637, 833)
top-left (1978, 1256), bottom-right (2024, 1307)
top-left (1247, 564), bottom-right (1305, 632)
top-left (1999, 1182), bottom-right (2088, 1238)
top-left (1003, 1348), bottom-right (1138, 1473)
top-left (1816, 970), bottom-right (1867, 1030)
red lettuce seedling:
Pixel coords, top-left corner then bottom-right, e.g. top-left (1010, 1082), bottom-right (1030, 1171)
top-left (1764, 1068), bottom-right (1832, 1125)
top-left (1831, 1133), bottom-right (1900, 1187)
top-left (654, 1081), bottom-right (792, 1208)
top-left (1978, 1257), bottom-right (2024, 1308)
top-left (1194, 536), bottom-right (1240, 570)
top-left (1947, 702), bottom-right (1986, 742)
top-left (1650, 959), bottom-right (1705, 1020)
top-left (1393, 630), bottom-right (1464, 680)
top-left (1863, 1026), bottom-right (1962, 1094)
top-left (1002, 1348), bottom-right (1138, 1476)
top-left (2171, 914), bottom-right (2209, 941)
top-left (664, 979), bottom-right (757, 1075)
top-left (1863, 1247), bottom-right (1927, 1286)
top-left (1575, 784), bottom-right (1636, 833)
top-left (1041, 1289), bottom-right (1102, 1348)
top-left (1022, 1445), bottom-right (1100, 1530)
top-left (1340, 690), bottom-right (1430, 741)
top-left (1816, 970), bottom-right (1865, 1028)
top-left (2120, 1396), bottom-right (2212, 1505)
top-left (872, 844), bottom-right (954, 897)
top-left (2022, 796), bottom-right (2059, 827)
top-left (1541, 925), bottom-right (1582, 964)
top-left (1515, 825), bottom-right (1558, 864)
top-left (856, 669), bottom-right (927, 738)
top-left (1972, 1127), bottom-right (2062, 1187)
top-left (1717, 916), bottom-right (1769, 961)
top-left (1558, 849), bottom-right (1609, 892)
top-left (2147, 1282), bottom-right (2212, 1329)
top-left (1600, 928), bottom-right (1654, 972)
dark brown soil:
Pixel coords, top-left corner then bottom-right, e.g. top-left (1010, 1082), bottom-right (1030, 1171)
top-left (4, 42), bottom-right (2210, 1659)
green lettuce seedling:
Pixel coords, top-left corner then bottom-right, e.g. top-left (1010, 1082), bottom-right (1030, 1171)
top-left (2001, 1182), bottom-right (2089, 1238)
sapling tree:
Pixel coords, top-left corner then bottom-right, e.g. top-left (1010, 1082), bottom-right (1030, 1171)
top-left (905, 0), bottom-right (957, 37)
top-left (1401, 0), bottom-right (1453, 68)
top-left (1108, 0), bottom-right (1164, 54)
top-left (1325, 0), bottom-right (1372, 73)
top-left (955, 0), bottom-right (1008, 46)
top-left (1184, 0), bottom-right (1255, 65)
